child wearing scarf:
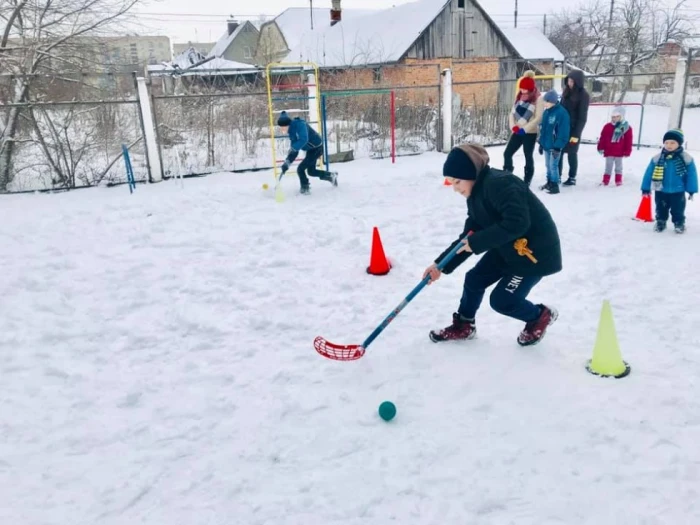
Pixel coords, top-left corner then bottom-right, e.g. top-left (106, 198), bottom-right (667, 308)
top-left (596, 106), bottom-right (633, 186)
top-left (641, 129), bottom-right (698, 233)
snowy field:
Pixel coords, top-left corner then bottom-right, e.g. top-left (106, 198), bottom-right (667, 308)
top-left (2, 144), bottom-right (700, 524)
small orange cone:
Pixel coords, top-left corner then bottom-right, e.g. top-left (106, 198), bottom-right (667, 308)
top-left (634, 194), bottom-right (653, 222)
top-left (367, 226), bottom-right (392, 275)
top-left (443, 178), bottom-right (452, 186)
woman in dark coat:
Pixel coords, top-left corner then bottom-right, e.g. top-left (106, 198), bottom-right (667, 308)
top-left (559, 69), bottom-right (590, 186)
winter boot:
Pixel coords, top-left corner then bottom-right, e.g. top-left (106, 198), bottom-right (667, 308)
top-left (517, 305), bottom-right (558, 346)
top-left (300, 185), bottom-right (311, 195)
top-left (523, 166), bottom-right (534, 187)
top-left (545, 182), bottom-right (560, 194)
top-left (330, 172), bottom-right (338, 186)
top-left (539, 181), bottom-right (559, 194)
top-left (601, 174), bottom-right (611, 186)
top-left (654, 220), bottom-right (666, 232)
top-left (562, 177), bottom-right (576, 186)
top-left (615, 173), bottom-right (623, 186)
top-left (429, 313), bottom-right (476, 343)
top-left (674, 223), bottom-right (686, 234)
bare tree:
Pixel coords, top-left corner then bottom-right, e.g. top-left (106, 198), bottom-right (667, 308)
top-left (547, 0), bottom-right (696, 75)
top-left (547, 0), bottom-right (613, 71)
top-left (0, 0), bottom-right (140, 192)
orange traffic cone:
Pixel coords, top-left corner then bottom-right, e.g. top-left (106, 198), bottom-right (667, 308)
top-left (634, 194), bottom-right (653, 222)
top-left (366, 227), bottom-right (392, 275)
top-left (443, 178), bottom-right (452, 186)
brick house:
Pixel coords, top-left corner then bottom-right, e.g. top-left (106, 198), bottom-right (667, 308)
top-left (283, 0), bottom-right (564, 108)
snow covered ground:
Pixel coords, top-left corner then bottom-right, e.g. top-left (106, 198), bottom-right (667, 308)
top-left (2, 144), bottom-right (700, 524)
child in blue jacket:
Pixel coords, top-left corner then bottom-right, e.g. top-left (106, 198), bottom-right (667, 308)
top-left (277, 111), bottom-right (337, 195)
top-left (537, 90), bottom-right (570, 195)
top-left (641, 128), bottom-right (698, 233)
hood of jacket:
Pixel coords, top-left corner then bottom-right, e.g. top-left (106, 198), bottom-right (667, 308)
top-left (566, 69), bottom-right (585, 89)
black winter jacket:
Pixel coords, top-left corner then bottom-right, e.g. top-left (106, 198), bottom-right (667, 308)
top-left (435, 167), bottom-right (562, 277)
top-left (561, 70), bottom-right (590, 140)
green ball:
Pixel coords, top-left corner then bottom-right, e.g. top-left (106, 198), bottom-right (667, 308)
top-left (378, 401), bottom-right (396, 421)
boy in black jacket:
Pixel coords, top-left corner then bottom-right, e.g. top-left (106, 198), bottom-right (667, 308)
top-left (423, 144), bottom-right (562, 346)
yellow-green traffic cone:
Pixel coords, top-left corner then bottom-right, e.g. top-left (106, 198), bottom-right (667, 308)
top-left (586, 300), bottom-right (631, 378)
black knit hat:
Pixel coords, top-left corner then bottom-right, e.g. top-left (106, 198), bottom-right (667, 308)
top-left (663, 128), bottom-right (684, 146)
top-left (277, 111), bottom-right (292, 126)
top-left (443, 144), bottom-right (490, 181)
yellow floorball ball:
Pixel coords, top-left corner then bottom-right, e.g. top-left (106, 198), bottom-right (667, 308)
top-left (262, 183), bottom-right (269, 190)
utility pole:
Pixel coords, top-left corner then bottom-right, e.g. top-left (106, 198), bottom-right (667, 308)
top-left (310, 0), bottom-right (314, 30)
top-left (608, 0), bottom-right (614, 35)
top-left (543, 14), bottom-right (547, 34)
top-left (514, 0), bottom-right (518, 28)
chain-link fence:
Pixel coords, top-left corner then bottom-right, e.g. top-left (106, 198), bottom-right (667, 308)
top-left (5, 56), bottom-right (699, 193)
top-left (450, 67), bottom-right (679, 150)
top-left (321, 86), bottom-right (440, 161)
top-left (152, 89), bottom-right (270, 178)
top-left (0, 73), bottom-right (146, 192)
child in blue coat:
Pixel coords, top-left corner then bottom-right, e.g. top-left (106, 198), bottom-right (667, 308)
top-left (537, 90), bottom-right (570, 195)
top-left (641, 128), bottom-right (698, 233)
top-left (277, 111), bottom-right (337, 195)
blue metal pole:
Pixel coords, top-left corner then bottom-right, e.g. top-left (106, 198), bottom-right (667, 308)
top-left (122, 144), bottom-right (135, 193)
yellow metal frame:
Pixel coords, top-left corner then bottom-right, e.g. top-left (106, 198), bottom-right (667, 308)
top-left (516, 74), bottom-right (568, 91)
top-left (265, 62), bottom-right (323, 185)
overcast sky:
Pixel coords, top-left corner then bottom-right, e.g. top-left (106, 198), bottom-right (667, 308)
top-left (132, 0), bottom-right (700, 44)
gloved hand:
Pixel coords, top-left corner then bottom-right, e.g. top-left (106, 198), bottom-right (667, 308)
top-left (552, 149), bottom-right (561, 159)
top-left (280, 161), bottom-right (290, 173)
top-left (538, 145), bottom-right (543, 155)
top-left (517, 127), bottom-right (526, 135)
top-left (512, 126), bottom-right (520, 134)
top-left (570, 137), bottom-right (579, 144)
top-left (642, 191), bottom-right (651, 196)
top-left (689, 193), bottom-right (695, 201)
top-left (597, 150), bottom-right (604, 156)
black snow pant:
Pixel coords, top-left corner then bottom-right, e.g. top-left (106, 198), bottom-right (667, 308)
top-left (503, 132), bottom-right (537, 185)
top-left (297, 145), bottom-right (333, 188)
top-left (458, 251), bottom-right (543, 323)
top-left (558, 140), bottom-right (580, 181)
top-left (655, 191), bottom-right (686, 226)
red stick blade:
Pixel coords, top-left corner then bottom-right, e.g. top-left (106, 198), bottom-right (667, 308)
top-left (314, 336), bottom-right (365, 361)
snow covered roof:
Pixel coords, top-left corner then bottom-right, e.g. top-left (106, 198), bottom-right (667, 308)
top-left (148, 51), bottom-right (259, 76)
top-left (207, 21), bottom-right (256, 59)
top-left (284, 0), bottom-right (450, 67)
top-left (498, 28), bottom-right (564, 61)
top-left (273, 8), bottom-right (374, 53)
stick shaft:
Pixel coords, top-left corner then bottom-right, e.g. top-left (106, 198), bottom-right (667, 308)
top-left (360, 238), bottom-right (466, 349)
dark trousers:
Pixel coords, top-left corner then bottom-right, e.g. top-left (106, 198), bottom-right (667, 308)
top-left (655, 191), bottom-right (686, 225)
top-left (297, 146), bottom-right (333, 188)
top-left (503, 132), bottom-right (537, 184)
top-left (558, 141), bottom-right (579, 180)
top-left (458, 252), bottom-right (543, 322)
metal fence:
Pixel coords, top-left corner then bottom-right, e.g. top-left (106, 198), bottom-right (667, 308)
top-left (1, 101), bottom-right (147, 193)
top-left (450, 71), bottom-right (677, 149)
top-left (0, 73), bottom-right (147, 193)
top-left (321, 85), bottom-right (440, 162)
top-left (3, 60), bottom-right (697, 193)
top-left (151, 89), bottom-right (270, 178)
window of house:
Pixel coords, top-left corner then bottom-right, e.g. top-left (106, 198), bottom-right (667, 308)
top-left (373, 68), bottom-right (382, 83)
top-left (129, 43), bottom-right (139, 64)
top-left (244, 46), bottom-right (252, 59)
top-left (458, 0), bottom-right (465, 8)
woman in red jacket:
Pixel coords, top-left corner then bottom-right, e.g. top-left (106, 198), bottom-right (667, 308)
top-left (597, 106), bottom-right (634, 186)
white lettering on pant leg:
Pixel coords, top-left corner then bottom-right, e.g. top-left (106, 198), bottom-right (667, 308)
top-left (505, 276), bottom-right (523, 294)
